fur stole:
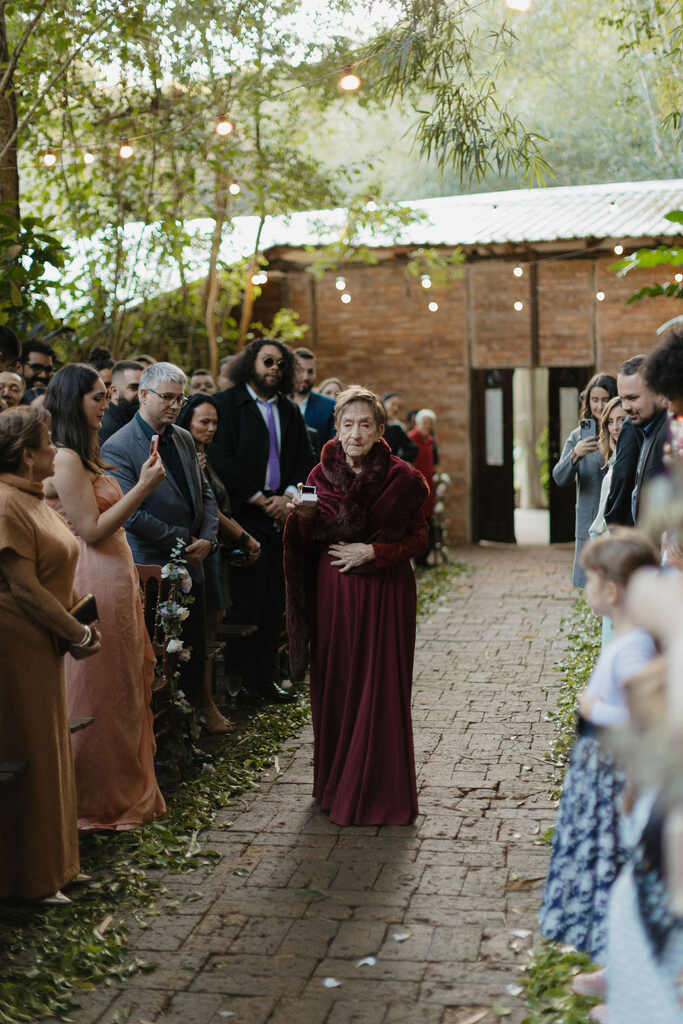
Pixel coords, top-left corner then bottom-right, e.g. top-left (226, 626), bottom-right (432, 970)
top-left (284, 438), bottom-right (428, 679)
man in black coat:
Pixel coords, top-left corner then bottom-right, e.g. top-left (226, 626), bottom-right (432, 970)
top-left (99, 359), bottom-right (143, 443)
top-left (210, 339), bottom-right (315, 703)
top-left (605, 354), bottom-right (667, 527)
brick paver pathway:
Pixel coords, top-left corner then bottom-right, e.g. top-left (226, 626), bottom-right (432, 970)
top-left (72, 543), bottom-right (574, 1024)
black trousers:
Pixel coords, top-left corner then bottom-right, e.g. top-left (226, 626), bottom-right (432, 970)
top-left (178, 580), bottom-right (207, 703)
top-left (224, 507), bottom-right (285, 693)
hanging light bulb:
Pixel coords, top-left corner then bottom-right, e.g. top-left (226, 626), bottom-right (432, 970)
top-left (42, 148), bottom-right (57, 167)
top-left (421, 275), bottom-right (432, 289)
top-left (82, 149), bottom-right (95, 165)
top-left (428, 301), bottom-right (439, 312)
top-left (119, 139), bottom-right (135, 160)
top-left (614, 244), bottom-right (624, 255)
top-left (215, 116), bottom-right (234, 136)
top-left (513, 265), bottom-right (524, 277)
top-left (341, 292), bottom-right (351, 304)
top-left (228, 181), bottom-right (241, 195)
top-left (514, 300), bottom-right (524, 311)
top-left (335, 276), bottom-right (346, 291)
top-left (596, 291), bottom-right (606, 302)
top-left (339, 68), bottom-right (361, 92)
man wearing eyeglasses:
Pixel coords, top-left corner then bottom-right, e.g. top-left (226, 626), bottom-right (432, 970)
top-left (211, 338), bottom-right (315, 705)
top-left (102, 362), bottom-right (218, 717)
top-left (19, 339), bottom-right (55, 404)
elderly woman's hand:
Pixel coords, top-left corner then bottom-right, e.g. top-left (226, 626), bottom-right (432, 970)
top-left (287, 483), bottom-right (317, 519)
top-left (69, 626), bottom-right (102, 660)
top-left (329, 542), bottom-right (375, 573)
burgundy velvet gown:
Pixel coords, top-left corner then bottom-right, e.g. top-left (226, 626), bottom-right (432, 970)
top-left (285, 438), bottom-right (428, 826)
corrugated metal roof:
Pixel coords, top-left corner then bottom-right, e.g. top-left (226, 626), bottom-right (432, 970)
top-left (53, 180), bottom-right (683, 315)
top-left (260, 179), bottom-right (683, 251)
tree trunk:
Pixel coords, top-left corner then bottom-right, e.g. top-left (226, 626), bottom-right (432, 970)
top-left (237, 215), bottom-right (266, 350)
top-left (0, 9), bottom-right (20, 221)
top-left (204, 174), bottom-right (228, 378)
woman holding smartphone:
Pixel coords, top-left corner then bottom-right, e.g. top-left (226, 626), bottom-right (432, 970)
top-left (552, 373), bottom-right (617, 587)
top-left (44, 364), bottom-right (167, 831)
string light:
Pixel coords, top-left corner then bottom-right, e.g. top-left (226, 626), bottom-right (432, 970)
top-left (42, 148), bottom-right (57, 167)
top-left (341, 292), bottom-right (351, 303)
top-left (421, 275), bottom-right (432, 289)
top-left (596, 291), bottom-right (606, 301)
top-left (215, 117), bottom-right (234, 137)
top-left (82, 149), bottom-right (95, 165)
top-left (614, 244), bottom-right (624, 255)
top-left (505, 0), bottom-right (532, 10)
top-left (335, 276), bottom-right (346, 291)
top-left (251, 271), bottom-right (268, 286)
top-left (428, 301), bottom-right (439, 312)
top-left (675, 273), bottom-right (683, 283)
top-left (513, 265), bottom-right (524, 277)
top-left (118, 139), bottom-right (134, 160)
top-left (514, 300), bottom-right (524, 311)
top-left (365, 200), bottom-right (377, 212)
top-left (339, 68), bottom-right (361, 92)
top-left (228, 181), bottom-right (241, 195)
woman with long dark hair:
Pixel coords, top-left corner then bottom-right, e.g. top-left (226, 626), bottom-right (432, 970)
top-left (44, 364), bottom-right (167, 830)
top-left (552, 372), bottom-right (618, 587)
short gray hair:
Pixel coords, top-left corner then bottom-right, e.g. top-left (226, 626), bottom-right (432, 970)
top-left (140, 361), bottom-right (186, 391)
top-left (415, 408), bottom-right (436, 425)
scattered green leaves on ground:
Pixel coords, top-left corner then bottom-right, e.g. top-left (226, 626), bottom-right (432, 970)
top-left (520, 941), bottom-right (600, 1024)
top-left (415, 559), bottom-right (470, 619)
top-left (544, 597), bottom-right (601, 799)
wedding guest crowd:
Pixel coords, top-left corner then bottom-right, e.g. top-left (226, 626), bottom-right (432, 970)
top-left (0, 321), bottom-right (445, 903)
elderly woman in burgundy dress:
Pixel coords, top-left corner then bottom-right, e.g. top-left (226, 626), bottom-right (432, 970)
top-left (284, 386), bottom-right (428, 826)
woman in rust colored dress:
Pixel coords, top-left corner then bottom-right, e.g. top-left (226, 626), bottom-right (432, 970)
top-left (285, 386), bottom-right (428, 826)
top-left (45, 364), bottom-right (166, 830)
top-left (0, 406), bottom-right (101, 902)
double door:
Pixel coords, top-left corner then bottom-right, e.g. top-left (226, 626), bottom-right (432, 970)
top-left (471, 366), bottom-right (592, 543)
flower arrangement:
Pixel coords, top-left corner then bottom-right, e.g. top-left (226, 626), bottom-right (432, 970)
top-left (430, 470), bottom-right (451, 565)
top-left (152, 539), bottom-right (199, 781)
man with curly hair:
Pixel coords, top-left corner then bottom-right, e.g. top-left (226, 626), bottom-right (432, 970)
top-left (210, 339), bottom-right (315, 703)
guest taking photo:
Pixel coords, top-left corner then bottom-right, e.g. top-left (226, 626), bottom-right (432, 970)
top-left (45, 364), bottom-right (167, 830)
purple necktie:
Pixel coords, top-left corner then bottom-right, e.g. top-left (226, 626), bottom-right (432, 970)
top-left (259, 399), bottom-right (281, 491)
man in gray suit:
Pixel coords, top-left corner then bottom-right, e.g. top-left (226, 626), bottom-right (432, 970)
top-left (102, 362), bottom-right (220, 721)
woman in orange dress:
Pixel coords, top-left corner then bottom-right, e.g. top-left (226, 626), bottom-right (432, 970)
top-left (45, 364), bottom-right (167, 830)
top-left (0, 406), bottom-right (101, 901)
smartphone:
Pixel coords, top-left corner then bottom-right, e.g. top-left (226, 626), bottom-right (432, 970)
top-left (150, 433), bottom-right (160, 457)
top-left (301, 484), bottom-right (318, 503)
top-left (580, 418), bottom-right (597, 440)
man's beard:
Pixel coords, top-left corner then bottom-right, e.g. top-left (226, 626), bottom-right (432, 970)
top-left (118, 396), bottom-right (140, 418)
top-left (253, 370), bottom-right (281, 397)
top-left (296, 379), bottom-right (313, 397)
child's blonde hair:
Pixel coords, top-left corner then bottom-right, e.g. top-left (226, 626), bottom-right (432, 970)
top-left (579, 528), bottom-right (658, 587)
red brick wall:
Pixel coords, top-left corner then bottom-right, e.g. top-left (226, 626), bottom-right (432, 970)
top-left (469, 262), bottom-right (532, 367)
top-left (538, 260), bottom-right (594, 367)
top-left (256, 249), bottom-right (683, 544)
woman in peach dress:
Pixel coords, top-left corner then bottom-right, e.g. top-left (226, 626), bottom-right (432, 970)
top-left (45, 364), bottom-right (167, 830)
